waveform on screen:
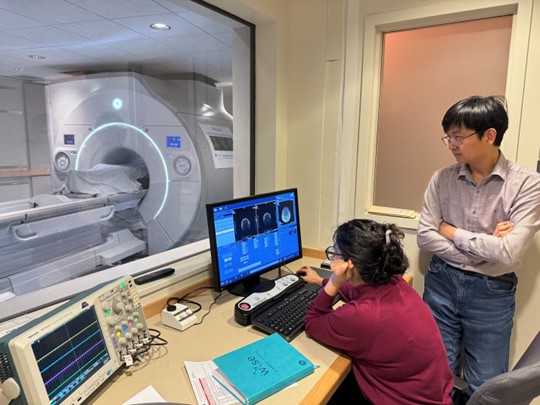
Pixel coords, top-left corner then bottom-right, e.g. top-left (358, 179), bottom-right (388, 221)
top-left (31, 307), bottom-right (110, 405)
top-left (36, 320), bottom-right (100, 366)
top-left (43, 340), bottom-right (107, 387)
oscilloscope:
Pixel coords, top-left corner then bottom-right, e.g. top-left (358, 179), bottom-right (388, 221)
top-left (0, 276), bottom-right (151, 405)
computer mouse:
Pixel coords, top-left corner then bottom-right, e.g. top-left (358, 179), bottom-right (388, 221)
top-left (296, 270), bottom-right (307, 277)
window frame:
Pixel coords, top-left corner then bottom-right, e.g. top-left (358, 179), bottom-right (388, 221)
top-left (342, 0), bottom-right (532, 229)
top-left (0, 0), bottom-right (256, 321)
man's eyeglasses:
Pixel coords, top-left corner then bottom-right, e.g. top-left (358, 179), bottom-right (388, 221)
top-left (325, 246), bottom-right (343, 261)
top-left (441, 131), bottom-right (478, 147)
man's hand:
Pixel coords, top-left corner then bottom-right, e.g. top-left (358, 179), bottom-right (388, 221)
top-left (438, 220), bottom-right (514, 240)
top-left (493, 221), bottom-right (514, 238)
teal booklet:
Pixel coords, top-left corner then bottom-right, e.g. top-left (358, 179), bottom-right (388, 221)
top-left (212, 333), bottom-right (314, 404)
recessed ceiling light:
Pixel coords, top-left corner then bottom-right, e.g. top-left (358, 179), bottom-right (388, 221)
top-left (14, 67), bottom-right (26, 72)
top-left (28, 54), bottom-right (46, 59)
top-left (150, 23), bottom-right (171, 31)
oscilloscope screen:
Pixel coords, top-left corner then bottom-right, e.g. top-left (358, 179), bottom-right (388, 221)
top-left (31, 307), bottom-right (111, 405)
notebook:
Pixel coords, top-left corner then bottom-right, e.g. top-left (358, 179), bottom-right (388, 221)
top-left (212, 333), bottom-right (315, 405)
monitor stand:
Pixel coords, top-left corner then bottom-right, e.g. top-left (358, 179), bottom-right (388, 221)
top-left (228, 274), bottom-right (275, 297)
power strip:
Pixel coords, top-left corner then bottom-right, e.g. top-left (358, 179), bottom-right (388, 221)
top-left (161, 303), bottom-right (197, 331)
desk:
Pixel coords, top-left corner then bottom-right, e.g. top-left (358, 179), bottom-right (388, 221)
top-left (88, 257), bottom-right (351, 404)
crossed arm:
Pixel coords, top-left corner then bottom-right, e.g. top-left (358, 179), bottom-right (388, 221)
top-left (438, 220), bottom-right (514, 241)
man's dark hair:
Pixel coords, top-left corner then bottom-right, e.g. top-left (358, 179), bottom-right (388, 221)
top-left (333, 219), bottom-right (409, 285)
top-left (442, 95), bottom-right (508, 146)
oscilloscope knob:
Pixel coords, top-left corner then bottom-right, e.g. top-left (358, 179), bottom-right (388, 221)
top-left (125, 304), bottom-right (134, 312)
top-left (118, 337), bottom-right (127, 346)
top-left (113, 301), bottom-right (125, 313)
top-left (106, 317), bottom-right (115, 327)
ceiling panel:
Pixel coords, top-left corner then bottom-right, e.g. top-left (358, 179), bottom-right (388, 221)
top-left (0, 0), bottom-right (246, 83)
top-left (0, 0), bottom-right (101, 25)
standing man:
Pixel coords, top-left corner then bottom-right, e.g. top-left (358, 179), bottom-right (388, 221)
top-left (417, 95), bottom-right (540, 395)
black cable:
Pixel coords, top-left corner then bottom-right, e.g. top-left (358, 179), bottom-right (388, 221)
top-left (193, 290), bottom-right (222, 325)
top-left (166, 286), bottom-right (215, 312)
top-left (130, 328), bottom-right (168, 361)
top-left (166, 296), bottom-right (202, 313)
top-left (164, 286), bottom-right (224, 328)
top-left (147, 328), bottom-right (168, 346)
top-left (282, 264), bottom-right (294, 274)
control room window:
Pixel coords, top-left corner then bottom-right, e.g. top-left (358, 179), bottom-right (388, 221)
top-left (0, 0), bottom-right (254, 318)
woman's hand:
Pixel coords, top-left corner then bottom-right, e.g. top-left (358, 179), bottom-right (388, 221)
top-left (324, 259), bottom-right (353, 297)
top-left (296, 266), bottom-right (324, 286)
top-left (329, 259), bottom-right (350, 288)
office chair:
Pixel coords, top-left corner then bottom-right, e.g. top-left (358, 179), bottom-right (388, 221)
top-left (453, 330), bottom-right (540, 405)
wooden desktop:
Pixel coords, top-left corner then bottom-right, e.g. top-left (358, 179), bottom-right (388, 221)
top-left (87, 256), bottom-right (352, 404)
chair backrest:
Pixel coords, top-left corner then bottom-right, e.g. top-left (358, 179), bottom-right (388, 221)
top-left (467, 331), bottom-right (540, 405)
top-left (514, 331), bottom-right (540, 369)
top-left (466, 365), bottom-right (540, 405)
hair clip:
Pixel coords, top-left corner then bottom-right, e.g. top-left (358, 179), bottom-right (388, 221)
top-left (385, 229), bottom-right (392, 246)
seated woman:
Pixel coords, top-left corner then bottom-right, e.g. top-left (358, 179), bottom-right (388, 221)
top-left (300, 219), bottom-right (453, 404)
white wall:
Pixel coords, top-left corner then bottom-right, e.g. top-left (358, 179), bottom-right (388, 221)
top-left (209, 0), bottom-right (540, 371)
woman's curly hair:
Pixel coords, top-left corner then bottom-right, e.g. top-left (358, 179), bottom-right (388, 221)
top-left (333, 219), bottom-right (409, 285)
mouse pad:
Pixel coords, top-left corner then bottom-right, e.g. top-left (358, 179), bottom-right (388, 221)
top-left (310, 266), bottom-right (332, 278)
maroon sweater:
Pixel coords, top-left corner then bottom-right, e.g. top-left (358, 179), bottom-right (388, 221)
top-left (304, 276), bottom-right (453, 404)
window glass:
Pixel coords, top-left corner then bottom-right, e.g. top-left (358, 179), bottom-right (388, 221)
top-left (374, 16), bottom-right (512, 211)
top-left (0, 0), bottom-right (254, 307)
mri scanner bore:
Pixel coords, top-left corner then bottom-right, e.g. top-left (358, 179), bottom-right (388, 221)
top-left (0, 72), bottom-right (233, 298)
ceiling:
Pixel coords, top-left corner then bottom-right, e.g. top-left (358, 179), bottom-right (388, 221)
top-left (0, 0), bottom-right (246, 84)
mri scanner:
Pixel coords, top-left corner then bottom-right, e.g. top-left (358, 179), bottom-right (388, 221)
top-left (0, 73), bottom-right (233, 298)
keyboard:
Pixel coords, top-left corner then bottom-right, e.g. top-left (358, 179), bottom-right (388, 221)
top-left (251, 282), bottom-right (322, 341)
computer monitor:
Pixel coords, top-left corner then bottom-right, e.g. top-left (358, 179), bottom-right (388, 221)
top-left (206, 188), bottom-right (302, 296)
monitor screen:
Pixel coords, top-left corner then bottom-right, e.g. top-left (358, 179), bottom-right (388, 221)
top-left (206, 189), bottom-right (302, 295)
top-left (31, 306), bottom-right (110, 405)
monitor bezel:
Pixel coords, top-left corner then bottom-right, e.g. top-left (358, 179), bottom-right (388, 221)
top-left (206, 188), bottom-right (303, 295)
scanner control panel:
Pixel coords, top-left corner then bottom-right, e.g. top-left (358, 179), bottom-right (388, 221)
top-left (234, 274), bottom-right (304, 326)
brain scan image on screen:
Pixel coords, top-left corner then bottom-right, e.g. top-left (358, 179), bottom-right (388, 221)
top-left (281, 207), bottom-right (291, 223)
top-left (240, 217), bottom-right (251, 231)
top-left (233, 206), bottom-right (258, 241)
top-left (263, 212), bottom-right (272, 225)
top-left (256, 202), bottom-right (278, 234)
top-left (278, 200), bottom-right (295, 224)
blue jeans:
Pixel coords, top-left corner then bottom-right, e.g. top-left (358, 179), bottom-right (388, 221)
top-left (423, 255), bottom-right (517, 394)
